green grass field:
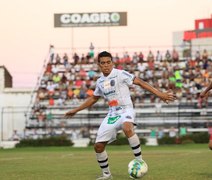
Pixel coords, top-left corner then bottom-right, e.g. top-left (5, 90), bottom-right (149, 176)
top-left (0, 144), bottom-right (211, 180)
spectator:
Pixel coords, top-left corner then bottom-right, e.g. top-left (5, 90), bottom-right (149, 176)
top-left (138, 51), bottom-right (144, 62)
top-left (10, 130), bottom-right (21, 141)
top-left (202, 49), bottom-right (208, 60)
top-left (89, 42), bottom-right (95, 58)
top-left (55, 53), bottom-right (61, 64)
top-left (165, 50), bottom-right (171, 61)
top-left (169, 127), bottom-right (177, 137)
top-left (172, 49), bottom-right (179, 62)
top-left (157, 128), bottom-right (164, 139)
top-left (156, 50), bottom-right (163, 62)
top-left (49, 45), bottom-right (55, 63)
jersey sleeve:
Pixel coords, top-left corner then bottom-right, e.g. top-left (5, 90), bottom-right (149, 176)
top-left (120, 70), bottom-right (135, 86)
top-left (93, 82), bottom-right (103, 97)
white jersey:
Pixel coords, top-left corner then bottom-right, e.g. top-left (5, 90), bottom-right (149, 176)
top-left (94, 68), bottom-right (135, 109)
top-left (94, 68), bottom-right (136, 144)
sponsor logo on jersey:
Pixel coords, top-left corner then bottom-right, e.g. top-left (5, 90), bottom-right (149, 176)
top-left (107, 115), bottom-right (121, 124)
top-left (126, 115), bottom-right (132, 119)
top-left (104, 90), bottom-right (115, 96)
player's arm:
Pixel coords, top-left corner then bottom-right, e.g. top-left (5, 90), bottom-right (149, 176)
top-left (64, 95), bottom-right (100, 118)
top-left (200, 82), bottom-right (212, 98)
top-left (133, 77), bottom-right (176, 103)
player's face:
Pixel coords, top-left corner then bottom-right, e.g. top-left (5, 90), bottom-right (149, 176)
top-left (98, 57), bottom-right (114, 76)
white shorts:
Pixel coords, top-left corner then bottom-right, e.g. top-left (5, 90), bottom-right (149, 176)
top-left (95, 107), bottom-right (135, 144)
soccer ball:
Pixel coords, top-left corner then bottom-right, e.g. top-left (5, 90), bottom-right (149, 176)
top-left (128, 159), bottom-right (148, 179)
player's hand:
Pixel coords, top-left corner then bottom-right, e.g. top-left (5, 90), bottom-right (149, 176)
top-left (64, 109), bottom-right (77, 118)
top-left (200, 91), bottom-right (208, 99)
top-left (160, 90), bottom-right (177, 104)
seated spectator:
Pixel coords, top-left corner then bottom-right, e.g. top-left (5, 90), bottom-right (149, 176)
top-left (79, 87), bottom-right (87, 99)
top-left (32, 98), bottom-right (42, 113)
top-left (195, 50), bottom-right (201, 61)
top-left (46, 63), bottom-right (52, 73)
top-left (202, 49), bottom-right (208, 60)
top-left (10, 130), bottom-right (21, 141)
top-left (75, 76), bottom-right (83, 88)
top-left (52, 73), bottom-right (61, 83)
top-left (49, 97), bottom-right (55, 106)
top-left (79, 68), bottom-right (87, 78)
top-left (86, 88), bottom-right (94, 97)
top-left (87, 69), bottom-right (97, 80)
top-left (147, 59), bottom-right (155, 70)
top-left (46, 81), bottom-right (57, 97)
top-left (188, 58), bottom-right (196, 69)
top-left (37, 88), bottom-right (47, 100)
top-left (67, 88), bottom-right (74, 99)
top-left (73, 88), bottom-right (80, 98)
top-left (57, 97), bottom-right (66, 106)
top-left (51, 64), bottom-right (59, 74)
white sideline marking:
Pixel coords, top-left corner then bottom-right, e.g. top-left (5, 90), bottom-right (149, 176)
top-left (0, 157), bottom-right (24, 161)
top-left (61, 153), bottom-right (74, 158)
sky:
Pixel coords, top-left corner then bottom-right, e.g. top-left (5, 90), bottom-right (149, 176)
top-left (0, 0), bottom-right (212, 88)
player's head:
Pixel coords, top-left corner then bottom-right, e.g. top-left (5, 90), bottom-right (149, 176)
top-left (97, 51), bottom-right (114, 76)
top-left (97, 51), bottom-right (113, 63)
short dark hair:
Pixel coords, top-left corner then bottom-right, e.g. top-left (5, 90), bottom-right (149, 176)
top-left (97, 51), bottom-right (113, 63)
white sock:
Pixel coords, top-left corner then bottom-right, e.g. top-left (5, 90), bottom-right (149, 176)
top-left (128, 134), bottom-right (142, 161)
top-left (96, 150), bottom-right (111, 175)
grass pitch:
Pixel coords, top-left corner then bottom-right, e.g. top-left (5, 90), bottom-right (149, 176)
top-left (0, 144), bottom-right (211, 180)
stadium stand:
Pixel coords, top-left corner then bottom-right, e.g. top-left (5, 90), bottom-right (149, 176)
top-left (24, 46), bottom-right (212, 140)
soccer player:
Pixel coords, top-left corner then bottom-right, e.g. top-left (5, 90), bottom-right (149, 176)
top-left (200, 82), bottom-right (212, 150)
top-left (65, 51), bottom-right (176, 180)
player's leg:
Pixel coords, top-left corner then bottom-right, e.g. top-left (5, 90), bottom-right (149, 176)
top-left (122, 121), bottom-right (142, 161)
top-left (94, 141), bottom-right (112, 180)
top-left (94, 116), bottom-right (116, 180)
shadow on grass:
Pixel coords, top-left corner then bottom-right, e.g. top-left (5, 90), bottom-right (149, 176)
top-left (197, 172), bottom-right (212, 179)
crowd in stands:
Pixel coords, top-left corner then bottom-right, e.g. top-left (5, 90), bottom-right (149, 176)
top-left (29, 45), bottom-right (212, 129)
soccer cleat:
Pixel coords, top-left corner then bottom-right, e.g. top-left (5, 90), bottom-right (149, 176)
top-left (129, 176), bottom-right (134, 179)
top-left (96, 174), bottom-right (113, 180)
top-left (129, 175), bottom-right (135, 179)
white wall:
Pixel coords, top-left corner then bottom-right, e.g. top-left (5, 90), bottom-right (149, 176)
top-left (0, 88), bottom-right (34, 141)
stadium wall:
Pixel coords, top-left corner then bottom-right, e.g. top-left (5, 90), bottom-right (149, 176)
top-left (0, 88), bottom-right (33, 141)
top-left (0, 66), bottom-right (33, 141)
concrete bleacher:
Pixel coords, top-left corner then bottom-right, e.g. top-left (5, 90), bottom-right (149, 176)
top-left (25, 47), bottom-right (212, 140)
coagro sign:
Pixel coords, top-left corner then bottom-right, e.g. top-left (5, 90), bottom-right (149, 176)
top-left (54, 12), bottom-right (127, 27)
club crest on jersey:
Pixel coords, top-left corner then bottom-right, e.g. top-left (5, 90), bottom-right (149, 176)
top-left (110, 80), bottom-right (115, 86)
